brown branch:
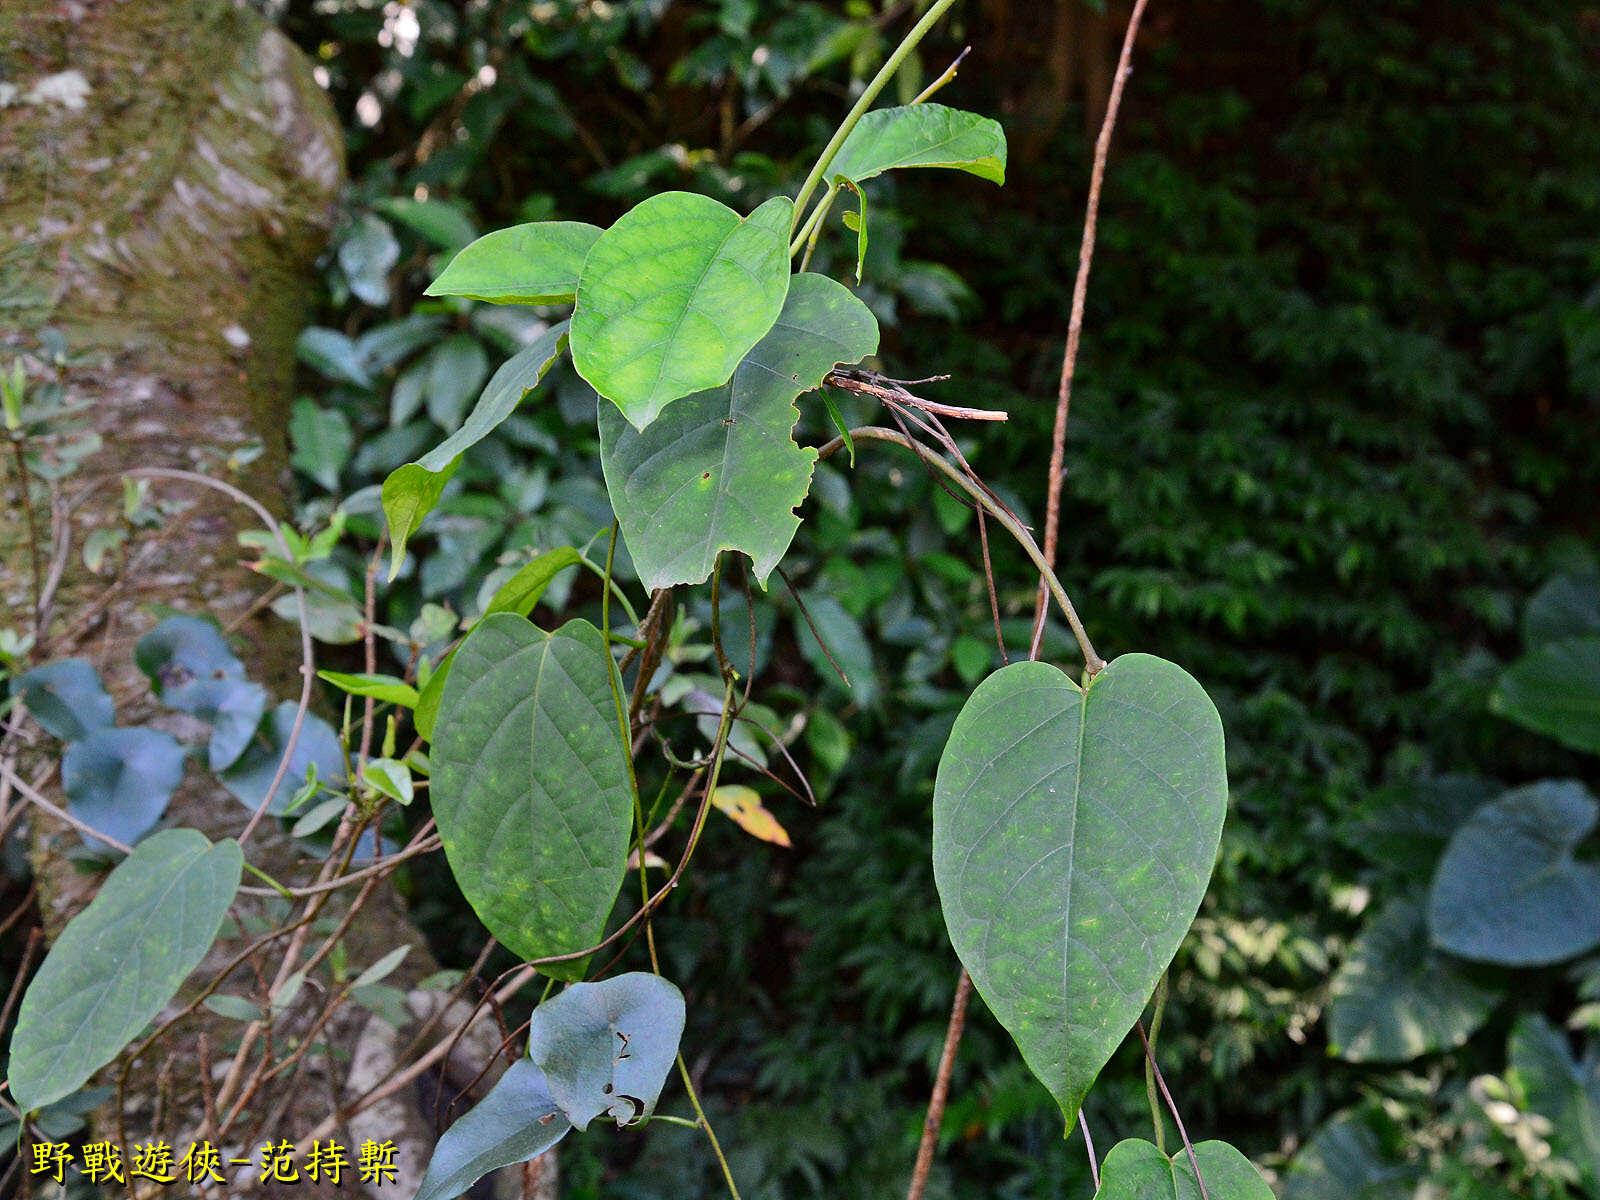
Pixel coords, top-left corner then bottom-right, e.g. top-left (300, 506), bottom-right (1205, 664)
top-left (905, 969), bottom-right (972, 1200)
top-left (1028, 0), bottom-right (1151, 663)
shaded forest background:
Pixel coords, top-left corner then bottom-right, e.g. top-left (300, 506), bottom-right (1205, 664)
top-left (118, 0), bottom-right (1600, 1195)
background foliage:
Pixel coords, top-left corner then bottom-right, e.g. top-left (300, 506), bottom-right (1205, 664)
top-left (252, 1), bottom-right (1600, 1195)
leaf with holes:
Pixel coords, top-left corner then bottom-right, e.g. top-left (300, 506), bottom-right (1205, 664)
top-left (526, 972), bottom-right (685, 1130)
top-left (383, 322), bottom-right (568, 576)
top-left (1428, 780), bottom-right (1600, 965)
top-left (14, 659), bottom-right (114, 742)
top-left (426, 221), bottom-right (602, 305)
top-left (1096, 1139), bottom-right (1273, 1200)
top-left (1327, 897), bottom-right (1496, 1062)
top-left (7, 829), bottom-right (242, 1112)
top-left (430, 615), bottom-right (633, 980)
top-left (598, 273), bottom-right (876, 590)
top-left (414, 1058), bottom-right (572, 1200)
top-left (62, 727), bottom-right (185, 852)
top-left (828, 103), bottom-right (1007, 186)
top-left (933, 654), bottom-right (1227, 1125)
top-left (572, 192), bottom-right (793, 429)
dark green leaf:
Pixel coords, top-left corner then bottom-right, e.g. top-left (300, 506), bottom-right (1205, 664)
top-left (219, 701), bottom-right (347, 817)
top-left (7, 829), bottom-right (242, 1111)
top-left (598, 273), bottom-right (877, 590)
top-left (62, 726), bottom-right (184, 851)
top-left (425, 221), bottom-right (602, 305)
top-left (526, 972), bottom-right (686, 1129)
top-left (1491, 636), bottom-right (1600, 755)
top-left (430, 616), bottom-right (634, 979)
top-left (794, 590), bottom-right (876, 705)
top-left (1509, 1015), bottom-right (1600, 1190)
top-left (571, 192), bottom-right (794, 429)
top-left (14, 659), bottom-right (114, 742)
top-left (932, 654), bottom-right (1228, 1124)
top-left (1327, 898), bottom-right (1496, 1062)
top-left (1428, 779), bottom-right (1600, 965)
top-left (425, 334), bottom-right (492, 430)
top-left (414, 1059), bottom-right (571, 1200)
top-left (828, 103), bottom-right (1007, 185)
top-left (375, 197), bottom-right (478, 251)
top-left (134, 615), bottom-right (246, 704)
top-left (296, 327), bottom-right (373, 389)
top-left (1096, 1139), bottom-right (1273, 1200)
top-left (1523, 573), bottom-right (1600, 648)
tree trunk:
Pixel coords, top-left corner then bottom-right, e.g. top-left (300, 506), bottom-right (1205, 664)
top-left (0, 3), bottom-right (509, 1195)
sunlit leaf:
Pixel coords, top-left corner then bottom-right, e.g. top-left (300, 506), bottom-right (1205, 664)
top-left (426, 221), bottom-right (601, 305)
top-left (828, 103), bottom-right (1007, 185)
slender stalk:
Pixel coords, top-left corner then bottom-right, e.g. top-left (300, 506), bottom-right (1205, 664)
top-left (1078, 1110), bottom-right (1101, 1190)
top-left (1137, 1021), bottom-right (1210, 1200)
top-left (905, 969), bottom-right (973, 1200)
top-left (1144, 975), bottom-right (1170, 1153)
top-left (789, 0), bottom-right (961, 230)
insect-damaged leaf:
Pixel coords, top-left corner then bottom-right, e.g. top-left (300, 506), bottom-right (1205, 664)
top-left (430, 616), bottom-right (633, 980)
top-left (8, 829), bottom-right (242, 1112)
top-left (572, 192), bottom-right (794, 429)
top-left (597, 272), bottom-right (877, 590)
top-left (932, 654), bottom-right (1227, 1125)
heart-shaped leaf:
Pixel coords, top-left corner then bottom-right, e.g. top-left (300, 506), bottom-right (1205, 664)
top-left (572, 192), bottom-right (794, 429)
top-left (827, 103), bottom-right (1007, 185)
top-left (134, 615), bottom-right (246, 701)
top-left (1491, 637), bottom-right (1600, 755)
top-left (414, 1058), bottom-right (572, 1200)
top-left (179, 679), bottom-right (269, 771)
top-left (62, 726), bottom-right (185, 852)
top-left (1096, 1139), bottom-right (1272, 1200)
top-left (598, 272), bottom-right (878, 590)
top-left (1326, 897), bottom-right (1496, 1062)
top-left (7, 829), bottom-right (242, 1112)
top-left (430, 616), bottom-right (634, 979)
top-left (383, 322), bottom-right (568, 575)
top-left (14, 659), bottom-right (114, 742)
top-left (933, 653), bottom-right (1227, 1124)
top-left (1428, 779), bottom-right (1600, 965)
top-left (218, 701), bottom-right (347, 817)
top-left (1509, 1015), bottom-right (1600, 1191)
top-left (526, 972), bottom-right (686, 1130)
top-left (426, 221), bottom-right (602, 305)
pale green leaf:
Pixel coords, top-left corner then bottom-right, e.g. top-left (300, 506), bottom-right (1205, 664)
top-left (430, 615), bottom-right (634, 980)
top-left (1523, 572), bottom-right (1600, 648)
top-left (202, 994), bottom-right (262, 1022)
top-left (317, 670), bottom-right (420, 708)
top-left (828, 103), bottom-right (1007, 185)
top-left (352, 945), bottom-right (411, 989)
top-left (7, 829), bottom-right (242, 1111)
top-left (933, 654), bottom-right (1227, 1124)
top-left (525, 972), bottom-right (685, 1130)
top-left (598, 272), bottom-right (877, 590)
top-left (289, 398), bottom-right (353, 492)
top-left (414, 1059), bottom-right (571, 1200)
top-left (382, 459), bottom-right (458, 579)
top-left (425, 221), bottom-right (601, 305)
top-left (483, 547), bottom-right (584, 617)
top-left (1327, 897), bottom-right (1496, 1062)
top-left (571, 192), bottom-right (794, 429)
top-left (1428, 779), bottom-right (1600, 965)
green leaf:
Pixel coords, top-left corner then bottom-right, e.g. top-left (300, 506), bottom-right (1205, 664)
top-left (1096, 1139), bottom-right (1273, 1200)
top-left (297, 327), bottom-right (373, 388)
top-left (362, 757), bottom-right (414, 805)
top-left (839, 179), bottom-right (868, 283)
top-left (14, 659), bottom-right (114, 741)
top-left (289, 398), bottom-right (353, 492)
top-left (1280, 1114), bottom-right (1415, 1200)
top-left (1509, 1015), bottom-right (1600, 1191)
top-left (827, 103), bottom-right (1007, 185)
top-left (352, 945), bottom-right (411, 989)
top-left (1491, 636), bottom-right (1600, 755)
top-left (338, 212), bottom-right (400, 306)
top-left (414, 651), bottom-right (453, 743)
top-left (219, 701), bottom-right (348, 817)
top-left (1428, 779), bottom-right (1600, 965)
top-left (317, 670), bottom-right (420, 708)
top-left (526, 972), bottom-right (685, 1130)
top-left (134, 615), bottom-right (245, 699)
top-left (202, 994), bottom-right (262, 1022)
top-left (382, 322), bottom-right (568, 577)
top-left (1326, 897), bottom-right (1496, 1062)
top-left (932, 653), bottom-right (1227, 1124)
top-left (425, 221), bottom-right (602, 305)
top-left (62, 726), bottom-right (184, 852)
top-left (1523, 572), bottom-right (1600, 647)
top-left (414, 1059), bottom-right (572, 1200)
top-left (374, 196), bottom-right (478, 251)
top-left (483, 547), bottom-right (584, 617)
top-left (598, 272), bottom-right (878, 590)
top-left (424, 334), bottom-right (491, 430)
top-left (794, 590), bottom-right (877, 705)
top-left (7, 829), bottom-right (242, 1112)
top-left (571, 192), bottom-right (794, 429)
top-left (430, 615), bottom-right (634, 979)
top-left (176, 678), bottom-right (269, 772)
top-left (382, 459), bottom-right (459, 579)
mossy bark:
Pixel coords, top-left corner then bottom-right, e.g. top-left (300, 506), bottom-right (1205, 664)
top-left (0, 4), bottom-right (462, 1195)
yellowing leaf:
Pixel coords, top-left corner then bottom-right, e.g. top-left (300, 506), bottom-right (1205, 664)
top-left (711, 785), bottom-right (791, 847)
